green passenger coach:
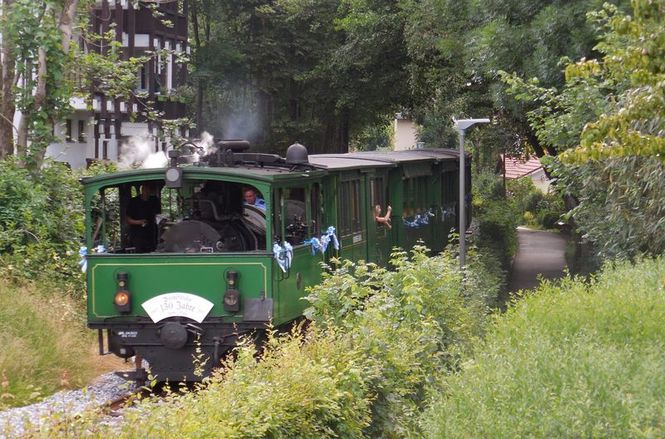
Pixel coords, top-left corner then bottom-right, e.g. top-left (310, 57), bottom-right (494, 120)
top-left (81, 141), bottom-right (469, 381)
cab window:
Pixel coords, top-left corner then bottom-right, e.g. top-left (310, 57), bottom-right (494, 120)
top-left (273, 184), bottom-right (320, 246)
top-left (89, 179), bottom-right (267, 253)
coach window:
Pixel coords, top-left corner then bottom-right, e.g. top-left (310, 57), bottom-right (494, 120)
top-left (370, 177), bottom-right (385, 210)
top-left (403, 176), bottom-right (429, 215)
top-left (338, 179), bottom-right (361, 236)
top-left (441, 170), bottom-right (457, 205)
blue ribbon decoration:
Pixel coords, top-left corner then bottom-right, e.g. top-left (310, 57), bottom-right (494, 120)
top-left (403, 209), bottom-right (436, 229)
top-left (304, 226), bottom-right (340, 255)
top-left (303, 237), bottom-right (322, 255)
top-left (273, 241), bottom-right (294, 273)
top-left (320, 226), bottom-right (340, 253)
top-left (403, 217), bottom-right (420, 228)
top-left (78, 245), bottom-right (107, 273)
top-left (78, 246), bottom-right (88, 273)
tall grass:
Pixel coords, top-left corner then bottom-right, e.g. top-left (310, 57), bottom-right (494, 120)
top-left (421, 257), bottom-right (665, 437)
top-left (0, 280), bottom-right (97, 408)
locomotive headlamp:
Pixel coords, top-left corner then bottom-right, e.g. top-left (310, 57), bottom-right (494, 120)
top-left (223, 271), bottom-right (241, 313)
top-left (114, 272), bottom-right (131, 313)
top-left (165, 150), bottom-right (183, 188)
top-left (114, 291), bottom-right (130, 307)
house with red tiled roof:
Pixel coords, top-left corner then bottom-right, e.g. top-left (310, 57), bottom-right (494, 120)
top-left (501, 154), bottom-right (551, 192)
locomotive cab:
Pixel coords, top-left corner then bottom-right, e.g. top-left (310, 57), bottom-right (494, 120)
top-left (89, 178), bottom-right (267, 255)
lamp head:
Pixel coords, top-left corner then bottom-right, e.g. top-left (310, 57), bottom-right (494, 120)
top-left (453, 117), bottom-right (491, 131)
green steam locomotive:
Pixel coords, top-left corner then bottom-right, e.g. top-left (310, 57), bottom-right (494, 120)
top-left (82, 141), bottom-right (469, 381)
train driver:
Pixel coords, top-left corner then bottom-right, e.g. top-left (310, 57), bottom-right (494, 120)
top-left (126, 183), bottom-right (161, 252)
top-left (243, 187), bottom-right (266, 211)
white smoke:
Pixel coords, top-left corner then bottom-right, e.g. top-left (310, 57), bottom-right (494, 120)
top-left (118, 131), bottom-right (216, 170)
top-left (221, 110), bottom-right (261, 142)
top-left (118, 136), bottom-right (167, 170)
top-left (142, 151), bottom-right (169, 168)
top-left (191, 131), bottom-right (216, 162)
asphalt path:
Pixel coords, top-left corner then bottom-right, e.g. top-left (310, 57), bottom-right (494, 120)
top-left (509, 227), bottom-right (568, 292)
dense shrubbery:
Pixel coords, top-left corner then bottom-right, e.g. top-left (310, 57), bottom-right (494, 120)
top-left (420, 257), bottom-right (665, 437)
top-left (0, 159), bottom-right (115, 295)
top-left (47, 246), bottom-right (501, 438)
top-left (507, 176), bottom-right (565, 229)
top-left (0, 160), bottom-right (118, 410)
top-left (548, 156), bottom-right (665, 260)
top-left (0, 158), bottom-right (84, 294)
top-left (471, 171), bottom-right (518, 280)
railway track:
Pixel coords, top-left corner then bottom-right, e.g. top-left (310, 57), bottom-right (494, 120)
top-left (0, 372), bottom-right (164, 438)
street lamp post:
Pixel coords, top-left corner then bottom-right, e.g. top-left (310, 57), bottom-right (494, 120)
top-left (453, 118), bottom-right (490, 269)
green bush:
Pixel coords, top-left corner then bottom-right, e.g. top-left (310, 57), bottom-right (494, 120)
top-left (421, 257), bottom-right (665, 438)
top-left (0, 158), bottom-right (85, 295)
top-left (506, 176), bottom-right (565, 229)
top-left (472, 171), bottom-right (518, 257)
top-left (548, 156), bottom-right (665, 260)
top-left (0, 158), bottom-right (116, 295)
top-left (305, 247), bottom-right (492, 435)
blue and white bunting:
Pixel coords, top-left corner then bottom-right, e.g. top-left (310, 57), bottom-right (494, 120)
top-left (78, 245), bottom-right (107, 273)
top-left (304, 226), bottom-right (340, 256)
top-left (273, 241), bottom-right (294, 273)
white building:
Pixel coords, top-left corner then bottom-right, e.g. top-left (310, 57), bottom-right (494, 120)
top-left (393, 113), bottom-right (420, 151)
top-left (43, 0), bottom-right (189, 169)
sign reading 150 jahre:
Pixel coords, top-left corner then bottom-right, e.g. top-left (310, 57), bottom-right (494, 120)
top-left (142, 293), bottom-right (214, 323)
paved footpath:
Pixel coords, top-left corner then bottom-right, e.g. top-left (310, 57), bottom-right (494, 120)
top-left (509, 227), bottom-right (568, 292)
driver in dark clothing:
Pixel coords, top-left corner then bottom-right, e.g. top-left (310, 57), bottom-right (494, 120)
top-left (126, 184), bottom-right (161, 252)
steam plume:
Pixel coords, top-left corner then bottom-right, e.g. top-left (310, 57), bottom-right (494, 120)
top-left (118, 132), bottom-right (216, 170)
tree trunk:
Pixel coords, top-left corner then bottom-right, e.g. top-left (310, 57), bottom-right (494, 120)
top-left (0, 0), bottom-right (16, 159)
top-left (524, 123), bottom-right (556, 158)
top-left (29, 46), bottom-right (48, 165)
top-left (16, 109), bottom-right (28, 157)
top-left (58, 0), bottom-right (78, 53)
top-left (191, 0), bottom-right (203, 135)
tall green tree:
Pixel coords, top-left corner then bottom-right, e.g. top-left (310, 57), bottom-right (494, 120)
top-left (402, 0), bottom-right (630, 162)
top-left (189, 0), bottom-right (410, 153)
top-left (0, 0), bottom-right (78, 165)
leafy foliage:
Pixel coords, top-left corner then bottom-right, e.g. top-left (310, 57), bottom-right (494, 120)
top-left (548, 155), bottom-right (665, 259)
top-left (4, 0), bottom-right (72, 165)
top-left (0, 158), bottom-right (84, 293)
top-left (502, 1), bottom-right (664, 162)
top-left (507, 177), bottom-right (565, 229)
top-left (421, 257), bottom-right (665, 437)
top-left (400, 0), bottom-right (630, 160)
top-left (189, 0), bottom-right (410, 153)
top-left (0, 158), bottom-right (118, 295)
top-left (471, 171), bottom-right (519, 267)
top-left (501, 0), bottom-right (665, 261)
